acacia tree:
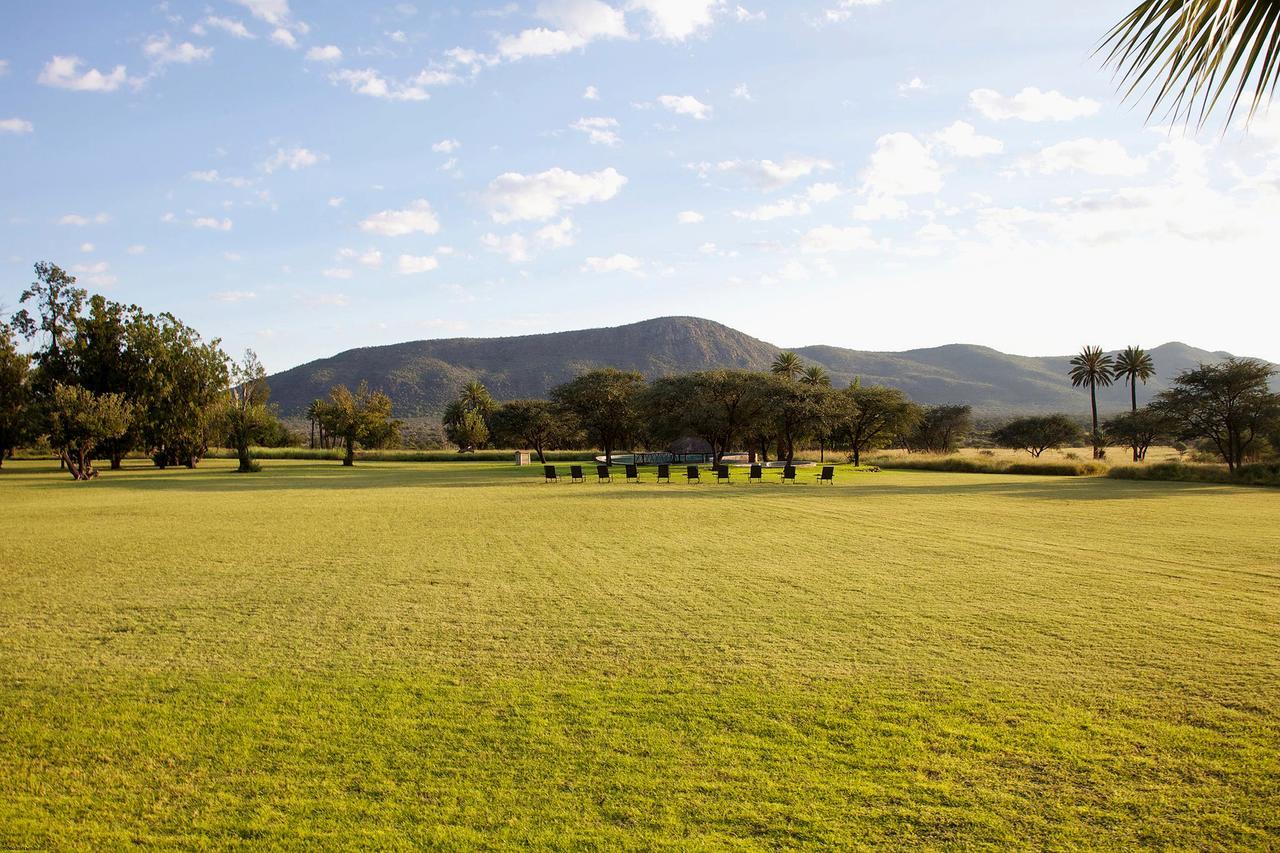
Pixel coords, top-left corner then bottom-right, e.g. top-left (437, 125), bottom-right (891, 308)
top-left (1069, 346), bottom-right (1116, 459)
top-left (1104, 408), bottom-right (1173, 462)
top-left (218, 350), bottom-right (273, 473)
top-left (490, 399), bottom-right (574, 463)
top-left (551, 368), bottom-right (644, 465)
top-left (48, 383), bottom-right (132, 480)
top-left (643, 370), bottom-right (767, 465)
top-left (905, 405), bottom-right (973, 454)
top-left (991, 414), bottom-right (1083, 458)
top-left (317, 382), bottom-right (399, 466)
top-left (0, 323), bottom-right (31, 467)
top-left (840, 384), bottom-right (919, 466)
top-left (1153, 359), bottom-right (1280, 471)
top-left (762, 375), bottom-right (831, 464)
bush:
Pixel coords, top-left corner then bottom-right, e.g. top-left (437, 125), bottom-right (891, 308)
top-left (866, 453), bottom-right (1106, 477)
top-left (1108, 462), bottom-right (1280, 487)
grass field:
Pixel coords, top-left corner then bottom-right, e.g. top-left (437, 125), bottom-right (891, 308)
top-left (1, 459), bottom-right (1278, 848)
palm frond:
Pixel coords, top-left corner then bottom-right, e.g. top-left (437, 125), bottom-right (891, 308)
top-left (1099, 0), bottom-right (1280, 128)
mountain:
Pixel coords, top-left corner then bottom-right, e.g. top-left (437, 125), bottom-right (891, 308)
top-left (265, 317), bottom-right (1275, 418)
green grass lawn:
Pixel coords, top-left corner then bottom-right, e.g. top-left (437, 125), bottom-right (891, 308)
top-left (1, 459), bottom-right (1278, 848)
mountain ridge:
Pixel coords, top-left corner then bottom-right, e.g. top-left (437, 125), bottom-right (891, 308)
top-left (265, 316), bottom-right (1276, 418)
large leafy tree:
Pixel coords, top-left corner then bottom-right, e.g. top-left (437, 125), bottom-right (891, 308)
top-left (132, 313), bottom-right (229, 468)
top-left (11, 262), bottom-right (85, 393)
top-left (642, 370), bottom-right (768, 465)
top-left (992, 414), bottom-right (1084, 458)
top-left (443, 381), bottom-right (497, 451)
top-left (905, 405), bottom-right (973, 454)
top-left (551, 368), bottom-right (644, 465)
top-left (0, 323), bottom-right (31, 467)
top-left (1153, 359), bottom-right (1280, 470)
top-left (317, 382), bottom-right (400, 466)
top-left (490, 399), bottom-right (575, 463)
top-left (1101, 0), bottom-right (1280, 128)
top-left (48, 383), bottom-right (132, 481)
top-left (1069, 346), bottom-right (1117, 459)
top-left (839, 384), bottom-right (920, 466)
top-left (1105, 408), bottom-right (1175, 462)
top-left (761, 375), bottom-right (832, 464)
top-left (71, 296), bottom-right (151, 468)
top-left (217, 350), bottom-right (274, 473)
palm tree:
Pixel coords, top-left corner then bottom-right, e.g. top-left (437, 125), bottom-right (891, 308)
top-left (1114, 346), bottom-right (1156, 413)
top-left (460, 380), bottom-right (495, 415)
top-left (771, 351), bottom-right (803, 381)
top-left (1069, 346), bottom-right (1117, 459)
top-left (799, 364), bottom-right (831, 386)
top-left (1100, 1), bottom-right (1280, 128)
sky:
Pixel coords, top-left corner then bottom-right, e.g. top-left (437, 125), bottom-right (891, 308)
top-left (2, 0), bottom-right (1279, 374)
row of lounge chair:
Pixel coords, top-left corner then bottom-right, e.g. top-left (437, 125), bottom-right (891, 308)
top-left (544, 464), bottom-right (836, 485)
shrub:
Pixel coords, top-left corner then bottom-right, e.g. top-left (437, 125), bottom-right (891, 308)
top-left (866, 453), bottom-right (1105, 477)
top-left (1108, 462), bottom-right (1280, 488)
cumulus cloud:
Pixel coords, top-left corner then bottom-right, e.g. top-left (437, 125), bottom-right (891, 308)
top-left (970, 87), bottom-right (1100, 122)
top-left (305, 45), bottom-right (343, 62)
top-left (58, 212), bottom-right (111, 226)
top-left (270, 28), bottom-right (298, 48)
top-left (338, 248), bottom-right (384, 269)
top-left (214, 290), bottom-right (257, 302)
top-left (496, 0), bottom-right (628, 61)
top-left (143, 35), bottom-right (213, 66)
top-left (193, 17), bottom-right (255, 39)
top-left (483, 166), bottom-right (627, 223)
top-left (38, 56), bottom-right (128, 92)
top-left (932, 121), bottom-right (1003, 158)
top-left (483, 217), bottom-right (578, 262)
top-left (194, 216), bottom-right (234, 230)
top-left (860, 131), bottom-right (942, 198)
top-left (628, 0), bottom-right (722, 40)
top-left (330, 68), bottom-right (428, 101)
top-left (1025, 138), bottom-right (1148, 177)
top-left (897, 76), bottom-right (927, 95)
top-left (677, 210), bottom-right (704, 224)
top-left (233, 0), bottom-right (293, 27)
top-left (0, 118), bottom-right (33, 134)
top-left (571, 116), bottom-right (621, 145)
top-left (397, 254), bottom-right (440, 274)
top-left (733, 198), bottom-right (811, 221)
top-left (584, 84), bottom-right (600, 100)
top-left (433, 138), bottom-right (460, 153)
top-left (825, 0), bottom-right (888, 23)
top-left (657, 94), bottom-right (712, 120)
top-left (583, 253), bottom-right (643, 273)
top-left (359, 199), bottom-right (441, 236)
top-left (696, 157), bottom-right (833, 190)
top-left (262, 146), bottom-right (326, 173)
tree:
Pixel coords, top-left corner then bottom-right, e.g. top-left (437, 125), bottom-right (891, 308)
top-left (0, 323), bottom-right (31, 467)
top-left (550, 369), bottom-right (644, 465)
top-left (10, 262), bottom-right (85, 390)
top-left (839, 384), bottom-right (920, 466)
top-left (48, 383), bottom-right (132, 480)
top-left (217, 350), bottom-right (273, 473)
top-left (1104, 408), bottom-right (1174, 462)
top-left (316, 382), bottom-right (399, 466)
top-left (762, 375), bottom-right (831, 464)
top-left (800, 365), bottom-right (830, 386)
top-left (1100, 0), bottom-right (1280, 129)
top-left (770, 351), bottom-right (803, 381)
top-left (1113, 345), bottom-right (1157, 460)
top-left (1069, 346), bottom-right (1116, 459)
top-left (443, 381), bottom-right (497, 451)
top-left (642, 370), bottom-right (768, 465)
top-left (1152, 359), bottom-right (1280, 471)
top-left (906, 405), bottom-right (973, 454)
top-left (490, 399), bottom-right (572, 463)
top-left (992, 414), bottom-right (1084, 458)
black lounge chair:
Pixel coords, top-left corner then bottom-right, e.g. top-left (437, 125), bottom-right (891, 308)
top-left (544, 465), bottom-right (559, 483)
top-left (686, 465), bottom-right (701, 484)
top-left (715, 464), bottom-right (731, 484)
top-left (597, 464), bottom-right (613, 483)
top-left (818, 465), bottom-right (835, 485)
top-left (625, 464), bottom-right (640, 483)
top-left (782, 464), bottom-right (797, 484)
top-left (570, 465), bottom-right (585, 483)
top-left (749, 464), bottom-right (764, 484)
top-left (656, 464), bottom-right (671, 483)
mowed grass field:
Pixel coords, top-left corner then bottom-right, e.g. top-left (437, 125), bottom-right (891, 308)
top-left (1, 459), bottom-right (1278, 848)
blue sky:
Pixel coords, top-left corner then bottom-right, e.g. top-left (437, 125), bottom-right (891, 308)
top-left (3, 0), bottom-right (1279, 372)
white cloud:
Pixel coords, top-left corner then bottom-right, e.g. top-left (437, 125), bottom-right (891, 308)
top-left (0, 60), bottom-right (8, 76)
top-left (805, 182), bottom-right (843, 203)
top-left (483, 166), bottom-right (627, 223)
top-left (233, 0), bottom-right (292, 26)
top-left (223, 251), bottom-right (243, 262)
top-left (270, 28), bottom-right (297, 48)
top-left (853, 195), bottom-right (908, 220)
top-left (732, 83), bottom-right (752, 100)
top-left (58, 212), bottom-right (110, 226)
top-left (388, 30), bottom-right (408, 43)
top-left (677, 210), bottom-right (704, 224)
top-left (535, 217), bottom-right (577, 248)
top-left (733, 198), bottom-right (811, 221)
top-left (38, 56), bottom-right (127, 92)
top-left (433, 138), bottom-right (460, 153)
top-left (143, 35), bottom-right (213, 66)
top-left (194, 216), bottom-right (234, 230)
top-left (571, 116), bottom-right (621, 145)
top-left (359, 199), bottom-right (441, 236)
top-left (584, 84), bottom-right (600, 100)
top-left (214, 290), bottom-right (257, 302)
top-left (330, 69), bottom-right (428, 101)
top-left (79, 242), bottom-right (94, 253)
top-left (932, 121), bottom-right (1003, 158)
top-left (657, 94), bottom-right (712, 120)
top-left (397, 254), bottom-right (440, 274)
top-left (825, 0), bottom-right (887, 23)
top-left (322, 267), bottom-right (353, 279)
top-left (71, 260), bottom-right (117, 287)
top-left (540, 0), bottom-right (629, 38)
top-left (0, 118), bottom-right (33, 134)
top-left (263, 146), bottom-right (325, 173)
top-left (1027, 138), bottom-right (1148, 177)
top-left (483, 217), bottom-right (578, 262)
top-left (481, 232), bottom-right (533, 263)
top-left (897, 76), bottom-right (927, 95)
top-left (127, 244), bottom-right (146, 255)
top-left (698, 157), bottom-right (832, 190)
top-left (305, 45), bottom-right (343, 62)
top-left (338, 248), bottom-right (384, 269)
top-left (970, 87), bottom-right (1101, 122)
top-left (327, 196), bottom-right (344, 208)
top-left (736, 6), bottom-right (765, 22)
top-left (193, 17), bottom-right (255, 39)
top-left (860, 132), bottom-right (942, 198)
top-left (800, 224), bottom-right (879, 253)
top-left (628, 0), bottom-right (722, 40)
top-left (916, 222), bottom-right (955, 242)
top-left (583, 253), bottom-right (643, 273)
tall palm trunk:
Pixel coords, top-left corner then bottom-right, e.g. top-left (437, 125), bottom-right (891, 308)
top-left (1090, 381), bottom-right (1101, 459)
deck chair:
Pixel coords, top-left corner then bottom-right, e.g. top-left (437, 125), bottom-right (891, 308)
top-left (656, 464), bottom-right (671, 483)
top-left (686, 465), bottom-right (701, 484)
top-left (625, 464), bottom-right (640, 483)
top-left (544, 465), bottom-right (559, 483)
top-left (749, 464), bottom-right (764, 484)
top-left (818, 466), bottom-right (835, 485)
top-left (597, 464), bottom-right (613, 483)
top-left (570, 465), bottom-right (585, 483)
top-left (782, 464), bottom-right (797, 484)
top-left (715, 464), bottom-right (731, 484)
